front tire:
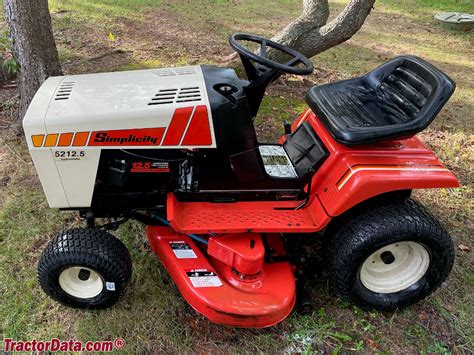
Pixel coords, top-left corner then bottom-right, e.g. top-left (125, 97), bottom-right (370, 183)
top-left (324, 198), bottom-right (454, 310)
top-left (38, 228), bottom-right (132, 309)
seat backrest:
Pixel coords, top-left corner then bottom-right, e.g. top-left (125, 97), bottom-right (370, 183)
top-left (366, 55), bottom-right (455, 124)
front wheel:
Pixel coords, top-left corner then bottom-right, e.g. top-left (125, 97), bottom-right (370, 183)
top-left (37, 228), bottom-right (132, 309)
top-left (324, 198), bottom-right (454, 310)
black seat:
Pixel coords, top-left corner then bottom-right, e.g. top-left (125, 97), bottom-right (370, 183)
top-left (305, 56), bottom-right (455, 145)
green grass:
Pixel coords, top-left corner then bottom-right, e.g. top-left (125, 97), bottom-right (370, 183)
top-left (49, 0), bottom-right (163, 18)
top-left (1, 0), bottom-right (473, 353)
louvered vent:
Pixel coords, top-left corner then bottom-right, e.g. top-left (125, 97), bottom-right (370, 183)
top-left (148, 87), bottom-right (202, 106)
top-left (176, 87), bottom-right (201, 103)
top-left (148, 88), bottom-right (178, 105)
top-left (54, 81), bottom-right (75, 101)
top-left (154, 67), bottom-right (197, 77)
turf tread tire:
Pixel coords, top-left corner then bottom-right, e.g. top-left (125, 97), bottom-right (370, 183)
top-left (324, 198), bottom-right (454, 310)
top-left (38, 228), bottom-right (132, 309)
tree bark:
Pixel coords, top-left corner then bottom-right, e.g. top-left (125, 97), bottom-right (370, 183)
top-left (271, 0), bottom-right (375, 60)
top-left (3, 0), bottom-right (62, 125)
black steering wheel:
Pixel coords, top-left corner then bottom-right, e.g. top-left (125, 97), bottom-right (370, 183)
top-left (229, 33), bottom-right (314, 76)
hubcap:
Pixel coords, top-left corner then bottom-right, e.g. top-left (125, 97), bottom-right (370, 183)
top-left (59, 266), bottom-right (104, 299)
top-left (360, 242), bottom-right (430, 293)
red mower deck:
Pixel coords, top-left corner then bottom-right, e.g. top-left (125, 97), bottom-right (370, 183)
top-left (147, 226), bottom-right (296, 327)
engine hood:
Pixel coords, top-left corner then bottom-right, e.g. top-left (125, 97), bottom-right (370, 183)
top-left (23, 65), bottom-right (216, 149)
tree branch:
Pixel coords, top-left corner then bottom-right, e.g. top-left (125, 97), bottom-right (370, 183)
top-left (320, 0), bottom-right (375, 40)
top-left (271, 0), bottom-right (329, 47)
top-left (271, 0), bottom-right (375, 60)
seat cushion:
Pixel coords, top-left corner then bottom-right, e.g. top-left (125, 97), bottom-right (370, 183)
top-left (305, 56), bottom-right (455, 145)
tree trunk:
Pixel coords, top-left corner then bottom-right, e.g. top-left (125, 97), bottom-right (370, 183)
top-left (271, 0), bottom-right (375, 60)
top-left (3, 0), bottom-right (62, 127)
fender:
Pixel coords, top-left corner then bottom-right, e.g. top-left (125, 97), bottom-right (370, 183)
top-left (297, 110), bottom-right (460, 217)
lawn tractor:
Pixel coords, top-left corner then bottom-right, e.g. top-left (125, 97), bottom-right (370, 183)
top-left (24, 34), bottom-right (458, 328)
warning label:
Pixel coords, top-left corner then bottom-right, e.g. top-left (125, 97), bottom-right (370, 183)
top-left (186, 269), bottom-right (223, 288)
top-left (169, 241), bottom-right (197, 259)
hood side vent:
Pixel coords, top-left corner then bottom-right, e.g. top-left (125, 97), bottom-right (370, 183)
top-left (54, 81), bottom-right (75, 101)
top-left (176, 86), bottom-right (201, 103)
top-left (148, 88), bottom-right (178, 105)
top-left (148, 87), bottom-right (202, 106)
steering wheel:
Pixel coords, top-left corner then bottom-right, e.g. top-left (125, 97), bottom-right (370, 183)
top-left (229, 33), bottom-right (314, 76)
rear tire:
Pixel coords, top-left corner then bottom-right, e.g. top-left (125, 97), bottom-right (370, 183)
top-left (324, 198), bottom-right (454, 310)
top-left (38, 228), bottom-right (132, 309)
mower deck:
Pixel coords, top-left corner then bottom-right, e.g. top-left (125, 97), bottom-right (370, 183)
top-left (146, 226), bottom-right (296, 327)
top-left (167, 194), bottom-right (330, 234)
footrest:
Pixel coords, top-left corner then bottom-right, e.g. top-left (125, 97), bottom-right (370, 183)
top-left (167, 194), bottom-right (329, 234)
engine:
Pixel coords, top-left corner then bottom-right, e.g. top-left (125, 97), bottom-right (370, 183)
top-left (23, 65), bottom-right (217, 211)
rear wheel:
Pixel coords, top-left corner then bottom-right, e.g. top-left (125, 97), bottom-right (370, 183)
top-left (324, 198), bottom-right (454, 310)
top-left (38, 228), bottom-right (132, 309)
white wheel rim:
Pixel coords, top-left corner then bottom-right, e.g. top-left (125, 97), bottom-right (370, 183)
top-left (59, 266), bottom-right (104, 299)
top-left (360, 241), bottom-right (430, 293)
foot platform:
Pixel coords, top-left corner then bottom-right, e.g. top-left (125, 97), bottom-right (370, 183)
top-left (166, 194), bottom-right (329, 234)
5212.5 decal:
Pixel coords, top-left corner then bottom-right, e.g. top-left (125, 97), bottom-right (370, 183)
top-left (54, 151), bottom-right (85, 158)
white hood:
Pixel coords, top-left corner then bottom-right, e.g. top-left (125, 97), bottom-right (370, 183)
top-left (23, 65), bottom-right (216, 209)
top-left (23, 65), bottom-right (215, 149)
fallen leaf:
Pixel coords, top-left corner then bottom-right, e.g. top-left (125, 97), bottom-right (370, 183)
top-left (365, 338), bottom-right (378, 349)
top-left (418, 311), bottom-right (428, 321)
top-left (458, 244), bottom-right (470, 252)
top-left (444, 303), bottom-right (454, 311)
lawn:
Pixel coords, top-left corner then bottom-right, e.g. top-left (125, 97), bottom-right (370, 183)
top-left (1, 0), bottom-right (473, 352)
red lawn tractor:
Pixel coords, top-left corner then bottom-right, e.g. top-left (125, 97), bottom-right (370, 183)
top-left (24, 34), bottom-right (458, 327)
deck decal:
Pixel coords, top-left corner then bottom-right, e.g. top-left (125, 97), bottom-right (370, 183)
top-left (169, 241), bottom-right (197, 259)
top-left (186, 269), bottom-right (222, 288)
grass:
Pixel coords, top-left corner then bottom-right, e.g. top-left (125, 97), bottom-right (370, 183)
top-left (1, 0), bottom-right (473, 352)
top-left (49, 0), bottom-right (163, 18)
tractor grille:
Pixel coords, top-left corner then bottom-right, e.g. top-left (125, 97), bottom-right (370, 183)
top-left (148, 87), bottom-right (202, 106)
top-left (54, 81), bottom-right (75, 101)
